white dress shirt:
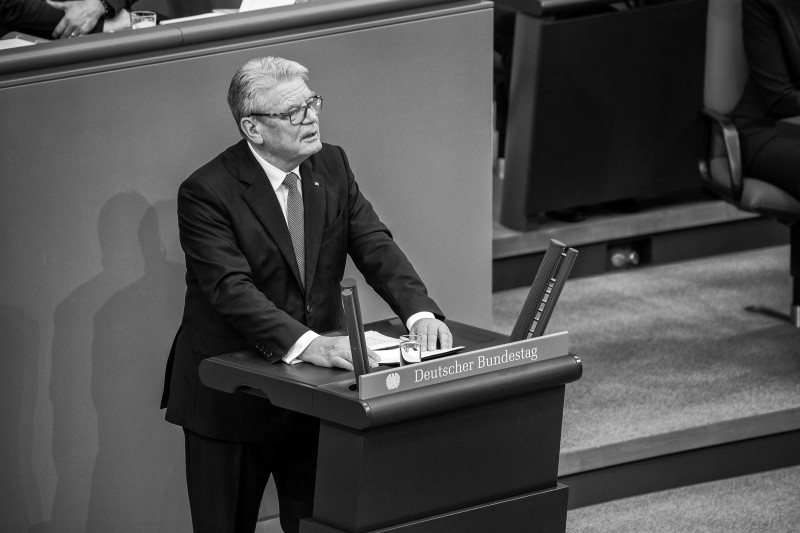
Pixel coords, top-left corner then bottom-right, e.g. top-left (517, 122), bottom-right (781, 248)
top-left (247, 143), bottom-right (433, 364)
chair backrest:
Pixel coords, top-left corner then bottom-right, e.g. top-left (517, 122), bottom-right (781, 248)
top-left (704, 0), bottom-right (749, 113)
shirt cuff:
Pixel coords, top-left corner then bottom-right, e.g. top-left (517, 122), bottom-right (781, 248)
top-left (406, 311), bottom-right (435, 331)
top-left (282, 330), bottom-right (320, 365)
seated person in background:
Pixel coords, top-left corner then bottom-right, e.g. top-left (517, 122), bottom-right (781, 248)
top-left (0, 0), bottom-right (135, 39)
top-left (731, 0), bottom-right (800, 202)
top-left (160, 56), bottom-right (452, 533)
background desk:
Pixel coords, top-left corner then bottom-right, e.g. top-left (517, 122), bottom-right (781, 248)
top-left (201, 320), bottom-right (583, 532)
top-left (496, 0), bottom-right (708, 230)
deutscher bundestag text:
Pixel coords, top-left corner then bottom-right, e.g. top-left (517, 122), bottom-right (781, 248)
top-left (414, 347), bottom-right (538, 383)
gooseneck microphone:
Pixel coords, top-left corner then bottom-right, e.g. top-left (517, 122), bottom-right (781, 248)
top-left (341, 278), bottom-right (370, 383)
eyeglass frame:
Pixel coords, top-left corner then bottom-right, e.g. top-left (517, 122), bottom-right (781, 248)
top-left (250, 95), bottom-right (324, 125)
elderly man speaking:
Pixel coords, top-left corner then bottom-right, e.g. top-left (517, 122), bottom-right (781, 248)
top-left (161, 56), bottom-right (452, 533)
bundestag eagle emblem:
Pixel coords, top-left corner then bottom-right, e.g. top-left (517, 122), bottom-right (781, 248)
top-left (385, 372), bottom-right (400, 390)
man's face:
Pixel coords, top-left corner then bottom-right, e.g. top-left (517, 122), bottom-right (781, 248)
top-left (251, 77), bottom-right (322, 171)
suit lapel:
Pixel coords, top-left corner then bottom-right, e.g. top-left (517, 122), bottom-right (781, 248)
top-left (239, 144), bottom-right (305, 290)
top-left (302, 158), bottom-right (326, 296)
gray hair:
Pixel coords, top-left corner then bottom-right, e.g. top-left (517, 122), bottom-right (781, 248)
top-left (227, 56), bottom-right (309, 134)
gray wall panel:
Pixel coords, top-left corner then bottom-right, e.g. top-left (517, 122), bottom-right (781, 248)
top-left (0, 4), bottom-right (492, 531)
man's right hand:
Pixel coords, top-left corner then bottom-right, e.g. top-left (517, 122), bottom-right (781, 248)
top-left (299, 336), bottom-right (379, 371)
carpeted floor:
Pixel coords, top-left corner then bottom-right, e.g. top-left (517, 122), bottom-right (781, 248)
top-left (494, 245), bottom-right (800, 532)
top-left (257, 465), bottom-right (800, 533)
top-left (493, 245), bottom-right (800, 453)
top-left (566, 463), bottom-right (800, 533)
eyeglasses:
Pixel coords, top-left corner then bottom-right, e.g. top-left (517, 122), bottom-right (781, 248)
top-left (251, 95), bottom-right (324, 125)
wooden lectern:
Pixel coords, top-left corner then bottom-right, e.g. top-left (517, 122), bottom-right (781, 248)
top-left (199, 319), bottom-right (582, 533)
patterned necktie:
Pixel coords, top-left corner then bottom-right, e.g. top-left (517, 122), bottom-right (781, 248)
top-left (283, 172), bottom-right (305, 287)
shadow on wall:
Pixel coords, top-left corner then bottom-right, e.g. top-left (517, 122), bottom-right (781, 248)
top-left (0, 306), bottom-right (41, 532)
top-left (47, 192), bottom-right (190, 532)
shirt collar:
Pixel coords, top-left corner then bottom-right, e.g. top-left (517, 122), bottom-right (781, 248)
top-left (247, 142), bottom-right (301, 192)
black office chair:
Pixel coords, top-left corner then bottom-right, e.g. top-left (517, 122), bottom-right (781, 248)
top-left (698, 0), bottom-right (800, 327)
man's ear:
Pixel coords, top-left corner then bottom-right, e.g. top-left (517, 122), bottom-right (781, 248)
top-left (240, 116), bottom-right (263, 144)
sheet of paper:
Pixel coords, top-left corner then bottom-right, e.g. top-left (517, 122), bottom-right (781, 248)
top-left (364, 330), bottom-right (399, 350)
top-left (159, 13), bottom-right (227, 24)
top-left (373, 346), bottom-right (465, 365)
top-left (239, 0), bottom-right (295, 12)
top-left (282, 330), bottom-right (461, 365)
top-left (0, 38), bottom-right (36, 50)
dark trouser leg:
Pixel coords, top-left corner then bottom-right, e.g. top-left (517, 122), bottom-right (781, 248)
top-left (272, 414), bottom-right (320, 533)
top-left (747, 135), bottom-right (800, 202)
top-left (183, 428), bottom-right (273, 533)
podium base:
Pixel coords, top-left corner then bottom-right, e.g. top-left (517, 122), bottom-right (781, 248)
top-left (299, 483), bottom-right (568, 533)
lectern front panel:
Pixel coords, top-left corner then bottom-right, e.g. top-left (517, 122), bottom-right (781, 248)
top-left (312, 386), bottom-right (566, 531)
top-left (199, 320), bottom-right (581, 533)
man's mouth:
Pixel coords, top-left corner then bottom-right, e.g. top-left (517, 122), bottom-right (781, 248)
top-left (302, 131), bottom-right (318, 141)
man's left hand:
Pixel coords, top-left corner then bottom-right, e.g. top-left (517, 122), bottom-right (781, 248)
top-left (409, 318), bottom-right (452, 351)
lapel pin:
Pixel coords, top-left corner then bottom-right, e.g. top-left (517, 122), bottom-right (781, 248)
top-left (314, 181), bottom-right (320, 186)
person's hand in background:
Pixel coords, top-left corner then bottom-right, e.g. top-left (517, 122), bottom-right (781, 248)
top-left (103, 8), bottom-right (131, 32)
top-left (46, 0), bottom-right (104, 38)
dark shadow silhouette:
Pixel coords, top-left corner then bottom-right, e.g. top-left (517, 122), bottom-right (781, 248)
top-left (0, 306), bottom-right (41, 532)
top-left (48, 192), bottom-right (149, 532)
top-left (47, 192), bottom-right (189, 532)
top-left (84, 196), bottom-right (188, 532)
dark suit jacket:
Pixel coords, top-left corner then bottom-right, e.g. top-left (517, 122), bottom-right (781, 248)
top-left (162, 140), bottom-right (443, 442)
top-left (732, 0), bottom-right (800, 166)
